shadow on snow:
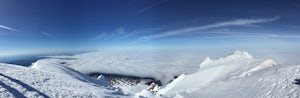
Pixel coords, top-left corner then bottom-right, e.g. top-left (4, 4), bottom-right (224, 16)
top-left (0, 73), bottom-right (50, 98)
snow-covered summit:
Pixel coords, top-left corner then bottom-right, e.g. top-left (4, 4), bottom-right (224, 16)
top-left (200, 51), bottom-right (253, 69)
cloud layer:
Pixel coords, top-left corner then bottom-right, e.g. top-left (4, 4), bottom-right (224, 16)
top-left (0, 25), bottom-right (19, 32)
top-left (140, 16), bottom-right (280, 39)
top-left (41, 31), bottom-right (53, 37)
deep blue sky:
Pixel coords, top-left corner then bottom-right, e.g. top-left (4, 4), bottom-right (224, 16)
top-left (0, 0), bottom-right (300, 56)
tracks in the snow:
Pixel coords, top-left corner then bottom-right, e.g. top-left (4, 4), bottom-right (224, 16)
top-left (0, 73), bottom-right (50, 98)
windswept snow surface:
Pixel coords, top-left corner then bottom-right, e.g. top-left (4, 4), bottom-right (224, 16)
top-left (158, 51), bottom-right (300, 98)
top-left (0, 63), bottom-right (126, 98)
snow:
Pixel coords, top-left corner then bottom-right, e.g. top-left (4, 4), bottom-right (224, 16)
top-left (248, 59), bottom-right (276, 72)
top-left (1, 50), bottom-right (300, 98)
top-left (241, 59), bottom-right (276, 77)
top-left (157, 51), bottom-right (300, 98)
top-left (158, 51), bottom-right (258, 95)
top-left (31, 59), bottom-right (110, 87)
top-left (0, 63), bottom-right (126, 98)
top-left (174, 65), bottom-right (300, 98)
top-left (135, 89), bottom-right (155, 98)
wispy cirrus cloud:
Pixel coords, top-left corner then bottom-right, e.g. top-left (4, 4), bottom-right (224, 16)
top-left (0, 25), bottom-right (19, 32)
top-left (202, 33), bottom-right (300, 39)
top-left (133, 0), bottom-right (169, 16)
top-left (41, 31), bottom-right (53, 37)
top-left (93, 27), bottom-right (134, 40)
top-left (93, 33), bottom-right (109, 40)
top-left (140, 16), bottom-right (280, 39)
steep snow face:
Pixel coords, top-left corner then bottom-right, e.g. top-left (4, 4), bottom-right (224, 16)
top-left (0, 63), bottom-right (126, 98)
top-left (33, 50), bottom-right (202, 84)
top-left (249, 59), bottom-right (276, 72)
top-left (158, 51), bottom-right (257, 95)
top-left (241, 59), bottom-right (277, 77)
top-left (199, 51), bottom-right (254, 70)
top-left (158, 51), bottom-right (288, 97)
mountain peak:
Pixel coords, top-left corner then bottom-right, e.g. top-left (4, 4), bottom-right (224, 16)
top-left (228, 51), bottom-right (253, 59)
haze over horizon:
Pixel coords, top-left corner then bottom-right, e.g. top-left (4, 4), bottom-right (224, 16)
top-left (0, 0), bottom-right (300, 56)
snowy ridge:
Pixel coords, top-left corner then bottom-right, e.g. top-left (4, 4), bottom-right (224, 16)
top-left (31, 59), bottom-right (109, 86)
top-left (174, 65), bottom-right (300, 98)
top-left (199, 51), bottom-right (254, 70)
top-left (228, 51), bottom-right (253, 59)
top-left (0, 63), bottom-right (126, 97)
top-left (241, 59), bottom-right (277, 77)
top-left (156, 51), bottom-right (300, 98)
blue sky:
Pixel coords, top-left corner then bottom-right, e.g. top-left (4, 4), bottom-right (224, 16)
top-left (0, 0), bottom-right (300, 56)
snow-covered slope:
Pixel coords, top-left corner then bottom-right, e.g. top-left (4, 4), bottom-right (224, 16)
top-left (31, 59), bottom-right (110, 86)
top-left (176, 65), bottom-right (300, 98)
top-left (157, 51), bottom-right (300, 98)
top-left (158, 51), bottom-right (257, 95)
top-left (0, 63), bottom-right (126, 98)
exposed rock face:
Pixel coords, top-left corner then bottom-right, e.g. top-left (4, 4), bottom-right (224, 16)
top-left (89, 73), bottom-right (162, 86)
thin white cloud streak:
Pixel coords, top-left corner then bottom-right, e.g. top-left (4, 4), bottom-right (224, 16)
top-left (0, 25), bottom-right (19, 32)
top-left (41, 31), bottom-right (53, 37)
top-left (202, 34), bottom-right (300, 39)
top-left (133, 0), bottom-right (169, 16)
top-left (93, 33), bottom-right (110, 40)
top-left (127, 0), bottom-right (137, 6)
top-left (267, 23), bottom-right (300, 29)
top-left (116, 27), bottom-right (126, 35)
top-left (140, 16), bottom-right (280, 39)
top-left (93, 27), bottom-right (127, 41)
